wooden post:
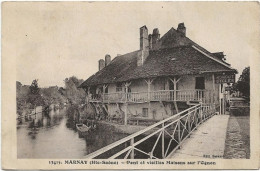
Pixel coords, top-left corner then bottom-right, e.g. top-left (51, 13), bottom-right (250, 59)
top-left (168, 77), bottom-right (181, 101)
top-left (178, 120), bottom-right (181, 149)
top-left (145, 78), bottom-right (155, 101)
top-left (124, 103), bottom-right (128, 125)
top-left (145, 78), bottom-right (155, 118)
top-left (102, 84), bottom-right (108, 102)
top-left (219, 84), bottom-right (222, 115)
top-left (212, 74), bottom-right (215, 104)
top-left (187, 109), bottom-right (191, 136)
top-left (123, 82), bottom-right (131, 125)
top-left (162, 123), bottom-right (165, 158)
top-left (130, 138), bottom-right (134, 159)
top-left (87, 87), bottom-right (90, 95)
top-left (174, 77), bottom-right (177, 101)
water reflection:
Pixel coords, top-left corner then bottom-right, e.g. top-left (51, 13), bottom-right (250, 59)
top-left (17, 107), bottom-right (127, 159)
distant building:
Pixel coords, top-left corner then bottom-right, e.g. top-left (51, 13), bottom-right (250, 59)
top-left (79, 23), bottom-right (237, 125)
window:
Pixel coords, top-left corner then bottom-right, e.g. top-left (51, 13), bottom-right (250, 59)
top-left (195, 77), bottom-right (205, 90)
top-left (142, 108), bottom-right (148, 117)
top-left (116, 83), bottom-right (122, 92)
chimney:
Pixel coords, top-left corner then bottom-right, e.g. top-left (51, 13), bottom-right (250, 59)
top-left (148, 34), bottom-right (152, 49)
top-left (105, 54), bottom-right (111, 66)
top-left (99, 59), bottom-right (105, 71)
top-left (177, 23), bottom-right (186, 36)
top-left (212, 52), bottom-right (226, 61)
top-left (137, 26), bottom-right (150, 66)
top-left (140, 25), bottom-right (149, 50)
top-left (151, 28), bottom-right (160, 49)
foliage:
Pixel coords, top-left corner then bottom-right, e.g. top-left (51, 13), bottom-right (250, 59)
top-left (29, 79), bottom-right (40, 95)
top-left (16, 76), bottom-right (86, 115)
top-left (16, 81), bottom-right (30, 115)
top-left (40, 86), bottom-right (67, 107)
top-left (27, 79), bottom-right (44, 107)
top-left (232, 67), bottom-right (250, 99)
top-left (64, 76), bottom-right (86, 105)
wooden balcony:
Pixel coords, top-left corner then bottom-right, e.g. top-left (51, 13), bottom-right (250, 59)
top-left (89, 89), bottom-right (216, 104)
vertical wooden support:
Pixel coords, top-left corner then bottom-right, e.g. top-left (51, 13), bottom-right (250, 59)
top-left (187, 109), bottom-right (191, 136)
top-left (144, 78), bottom-right (155, 101)
top-left (173, 77), bottom-right (177, 101)
top-left (178, 120), bottom-right (181, 149)
top-left (124, 103), bottom-right (128, 125)
top-left (219, 84), bottom-right (222, 115)
top-left (174, 101), bottom-right (179, 113)
top-left (200, 105), bottom-right (203, 123)
top-left (130, 138), bottom-right (134, 159)
top-left (87, 87), bottom-right (90, 95)
top-left (145, 78), bottom-right (155, 118)
top-left (123, 82), bottom-right (131, 125)
top-left (212, 74), bottom-right (215, 104)
top-left (162, 123), bottom-right (165, 158)
top-left (102, 84), bottom-right (108, 101)
top-left (168, 77), bottom-right (181, 101)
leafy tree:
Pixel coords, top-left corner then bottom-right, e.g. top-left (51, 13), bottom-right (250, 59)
top-left (27, 79), bottom-right (44, 107)
top-left (64, 76), bottom-right (86, 105)
top-left (41, 86), bottom-right (67, 107)
top-left (16, 81), bottom-right (22, 93)
top-left (29, 79), bottom-right (40, 95)
top-left (232, 67), bottom-right (250, 100)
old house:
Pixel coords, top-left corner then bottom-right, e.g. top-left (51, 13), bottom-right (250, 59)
top-left (79, 23), bottom-right (237, 126)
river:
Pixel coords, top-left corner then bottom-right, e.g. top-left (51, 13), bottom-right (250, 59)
top-left (17, 107), bottom-right (127, 159)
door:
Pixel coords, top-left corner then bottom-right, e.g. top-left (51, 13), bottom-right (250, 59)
top-left (169, 81), bottom-right (174, 100)
top-left (195, 77), bottom-right (205, 100)
top-left (195, 77), bottom-right (205, 89)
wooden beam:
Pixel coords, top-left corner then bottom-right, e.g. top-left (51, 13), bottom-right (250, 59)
top-left (144, 78), bottom-right (156, 85)
top-left (173, 77), bottom-right (177, 101)
top-left (124, 81), bottom-right (132, 87)
top-left (144, 78), bottom-right (155, 101)
top-left (168, 76), bottom-right (181, 84)
top-left (103, 84), bottom-right (108, 91)
top-left (176, 77), bottom-right (181, 83)
top-left (160, 101), bottom-right (168, 116)
top-left (174, 101), bottom-right (179, 114)
top-left (212, 74), bottom-right (215, 104)
top-left (102, 104), bottom-right (109, 114)
top-left (87, 87), bottom-right (90, 95)
top-left (91, 102), bottom-right (99, 118)
top-left (124, 103), bottom-right (128, 125)
top-left (168, 77), bottom-right (174, 84)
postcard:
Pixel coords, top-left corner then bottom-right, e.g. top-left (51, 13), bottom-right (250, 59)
top-left (2, 1), bottom-right (259, 170)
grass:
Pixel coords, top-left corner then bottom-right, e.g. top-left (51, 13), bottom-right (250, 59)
top-left (224, 113), bottom-right (250, 159)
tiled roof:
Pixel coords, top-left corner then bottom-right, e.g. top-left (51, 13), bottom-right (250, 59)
top-left (79, 27), bottom-right (237, 88)
top-left (80, 50), bottom-right (139, 87)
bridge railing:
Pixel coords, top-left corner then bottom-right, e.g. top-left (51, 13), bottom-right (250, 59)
top-left (84, 103), bottom-right (216, 159)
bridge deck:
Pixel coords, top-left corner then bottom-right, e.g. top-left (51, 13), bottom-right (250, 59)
top-left (167, 115), bottom-right (229, 159)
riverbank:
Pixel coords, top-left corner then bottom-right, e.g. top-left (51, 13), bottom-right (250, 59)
top-left (223, 115), bottom-right (250, 159)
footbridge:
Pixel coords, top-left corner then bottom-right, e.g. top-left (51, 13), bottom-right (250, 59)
top-left (84, 103), bottom-right (216, 159)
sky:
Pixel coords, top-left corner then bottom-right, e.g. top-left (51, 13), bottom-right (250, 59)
top-left (3, 2), bottom-right (259, 87)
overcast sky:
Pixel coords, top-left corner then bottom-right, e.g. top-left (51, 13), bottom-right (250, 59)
top-left (4, 2), bottom-right (259, 87)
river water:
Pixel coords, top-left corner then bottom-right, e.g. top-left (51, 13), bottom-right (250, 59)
top-left (17, 107), bottom-right (127, 159)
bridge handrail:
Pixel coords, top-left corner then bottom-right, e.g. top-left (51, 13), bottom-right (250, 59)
top-left (84, 104), bottom-right (204, 159)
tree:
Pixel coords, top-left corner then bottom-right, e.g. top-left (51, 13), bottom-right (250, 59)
top-left (233, 67), bottom-right (250, 100)
top-left (27, 79), bottom-right (44, 107)
top-left (64, 76), bottom-right (86, 105)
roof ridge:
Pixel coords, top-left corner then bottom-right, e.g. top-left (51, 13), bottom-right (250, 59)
top-left (149, 45), bottom-right (192, 53)
top-left (192, 45), bottom-right (237, 72)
